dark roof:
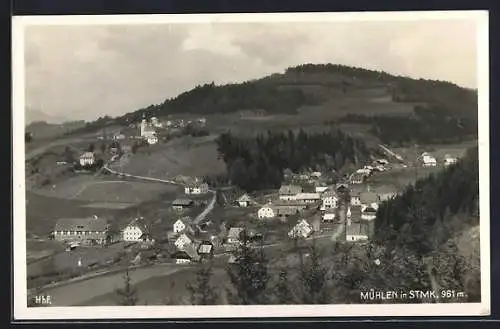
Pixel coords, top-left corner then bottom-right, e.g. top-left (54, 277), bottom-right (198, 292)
top-left (349, 206), bottom-right (362, 219)
top-left (346, 222), bottom-right (369, 236)
top-left (279, 185), bottom-right (303, 195)
top-left (184, 243), bottom-right (201, 261)
top-left (55, 217), bottom-right (108, 232)
top-left (172, 198), bottom-right (194, 206)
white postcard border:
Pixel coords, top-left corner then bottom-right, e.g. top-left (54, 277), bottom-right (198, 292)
top-left (12, 10), bottom-right (491, 320)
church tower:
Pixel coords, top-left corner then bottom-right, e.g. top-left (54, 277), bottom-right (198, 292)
top-left (140, 113), bottom-right (147, 137)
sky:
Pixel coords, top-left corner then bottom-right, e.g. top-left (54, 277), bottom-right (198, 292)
top-left (23, 17), bottom-right (479, 121)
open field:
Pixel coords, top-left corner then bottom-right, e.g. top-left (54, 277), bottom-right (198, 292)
top-left (32, 175), bottom-right (179, 203)
top-left (391, 140), bottom-right (478, 163)
top-left (121, 134), bottom-right (226, 178)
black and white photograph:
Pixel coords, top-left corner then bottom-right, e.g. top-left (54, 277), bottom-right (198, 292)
top-left (12, 11), bottom-right (490, 319)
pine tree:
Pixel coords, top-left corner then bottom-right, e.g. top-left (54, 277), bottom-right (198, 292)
top-left (186, 263), bottom-right (218, 305)
top-left (298, 240), bottom-right (330, 304)
top-left (115, 268), bottom-right (138, 306)
top-left (274, 269), bottom-right (295, 304)
top-left (226, 235), bottom-right (269, 305)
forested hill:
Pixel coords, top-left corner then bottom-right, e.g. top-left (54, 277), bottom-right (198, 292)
top-left (214, 129), bottom-right (371, 192)
top-left (375, 145), bottom-right (479, 256)
top-left (117, 63), bottom-right (477, 124)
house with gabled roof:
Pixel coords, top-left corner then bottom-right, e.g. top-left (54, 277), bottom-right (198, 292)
top-left (295, 192), bottom-right (321, 204)
top-left (322, 208), bottom-right (336, 222)
top-left (172, 198), bottom-right (194, 211)
top-left (236, 193), bottom-right (252, 207)
top-left (174, 232), bottom-right (196, 251)
top-left (185, 181), bottom-right (209, 195)
top-left (53, 216), bottom-right (109, 246)
top-left (320, 190), bottom-right (338, 210)
top-left (122, 218), bottom-right (149, 242)
top-left (361, 205), bottom-right (378, 221)
top-left (258, 204), bottom-right (276, 219)
top-left (288, 219), bottom-right (313, 239)
top-left (173, 216), bottom-right (195, 234)
top-left (197, 240), bottom-right (214, 261)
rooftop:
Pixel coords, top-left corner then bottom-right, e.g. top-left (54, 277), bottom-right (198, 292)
top-left (55, 217), bottom-right (108, 232)
top-left (346, 222), bottom-right (369, 236)
top-left (360, 191), bottom-right (378, 204)
top-left (279, 185), bottom-right (303, 195)
top-left (172, 198), bottom-right (194, 206)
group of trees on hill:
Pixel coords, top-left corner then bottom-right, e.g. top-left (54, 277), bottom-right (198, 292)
top-left (215, 129), bottom-right (372, 192)
top-left (336, 105), bottom-right (477, 146)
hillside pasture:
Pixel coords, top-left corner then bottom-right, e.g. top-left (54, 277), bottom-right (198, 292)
top-left (122, 135), bottom-right (226, 178)
top-left (32, 175), bottom-right (179, 203)
top-left (391, 140), bottom-right (478, 164)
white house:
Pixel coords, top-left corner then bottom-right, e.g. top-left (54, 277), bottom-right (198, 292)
top-left (320, 191), bottom-right (338, 210)
top-left (315, 186), bottom-right (329, 193)
top-left (350, 192), bottom-right (362, 206)
top-left (361, 206), bottom-right (377, 221)
top-left (79, 152), bottom-right (95, 166)
top-left (288, 219), bottom-right (313, 239)
top-left (356, 168), bottom-right (372, 176)
top-left (236, 194), bottom-right (252, 207)
top-left (322, 209), bottom-right (336, 222)
top-left (346, 223), bottom-right (369, 242)
top-left (295, 192), bottom-right (321, 204)
top-left (444, 155), bottom-right (458, 167)
top-left (311, 171), bottom-right (322, 178)
top-left (279, 185), bottom-right (303, 201)
top-left (258, 205), bottom-right (276, 219)
top-left (122, 219), bottom-right (148, 242)
top-left (173, 217), bottom-right (194, 234)
top-left (421, 152), bottom-right (437, 167)
top-left (185, 182), bottom-right (209, 195)
top-left (174, 233), bottom-right (194, 250)
top-left (173, 244), bottom-right (200, 264)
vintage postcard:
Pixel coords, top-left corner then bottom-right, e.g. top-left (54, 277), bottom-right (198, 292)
top-left (12, 11), bottom-right (490, 319)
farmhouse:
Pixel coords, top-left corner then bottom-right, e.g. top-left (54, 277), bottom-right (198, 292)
top-left (322, 208), bottom-right (336, 222)
top-left (350, 172), bottom-right (366, 185)
top-left (236, 194), bottom-right (252, 207)
top-left (444, 155), bottom-right (458, 167)
top-left (361, 206), bottom-right (378, 221)
top-left (185, 182), bottom-right (209, 195)
top-left (53, 216), bottom-right (109, 246)
top-left (295, 192), bottom-right (321, 204)
top-left (122, 218), bottom-right (149, 242)
top-left (79, 152), bottom-right (95, 166)
top-left (197, 240), bottom-right (214, 261)
top-left (173, 217), bottom-right (195, 234)
top-left (350, 192), bottom-right (362, 206)
top-left (172, 198), bottom-right (194, 211)
top-left (288, 219), bottom-right (313, 239)
top-left (320, 191), bottom-right (338, 210)
top-left (421, 152), bottom-right (437, 167)
top-left (174, 233), bottom-right (196, 250)
top-left (346, 222), bottom-right (369, 242)
top-left (279, 185), bottom-right (303, 201)
top-left (258, 204), bottom-right (276, 219)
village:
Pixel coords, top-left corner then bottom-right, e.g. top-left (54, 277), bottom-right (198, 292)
top-left (41, 114), bottom-right (461, 275)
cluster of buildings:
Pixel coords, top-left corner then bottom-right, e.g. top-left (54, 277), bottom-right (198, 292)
top-left (420, 152), bottom-right (458, 167)
top-left (349, 159), bottom-right (389, 185)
